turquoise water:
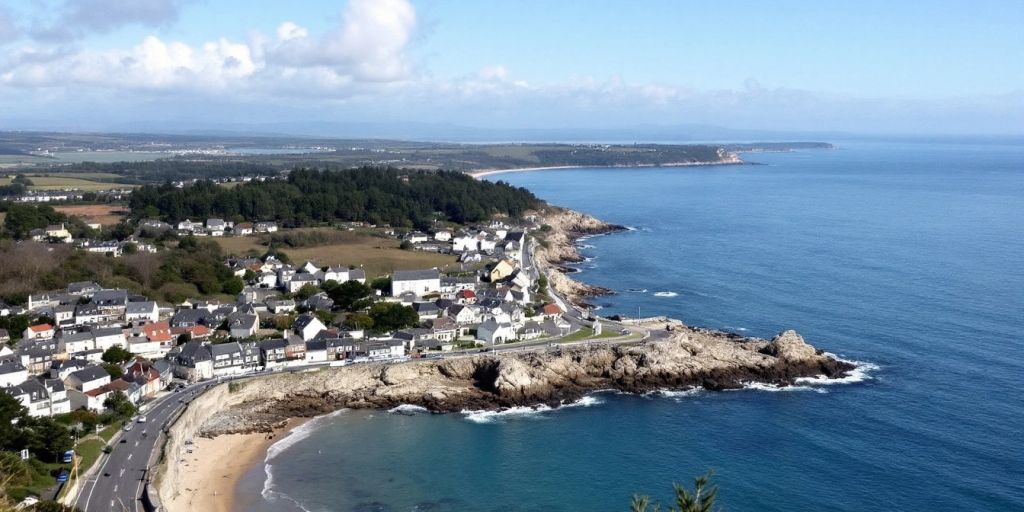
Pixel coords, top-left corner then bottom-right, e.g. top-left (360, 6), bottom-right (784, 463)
top-left (238, 141), bottom-right (1024, 511)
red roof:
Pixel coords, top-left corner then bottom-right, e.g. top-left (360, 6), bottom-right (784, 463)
top-left (541, 304), bottom-right (562, 315)
top-left (457, 289), bottom-right (476, 298)
top-left (28, 324), bottom-right (53, 332)
top-left (143, 321), bottom-right (172, 342)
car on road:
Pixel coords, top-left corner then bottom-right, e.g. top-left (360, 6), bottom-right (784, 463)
top-left (137, 416), bottom-right (147, 423)
top-left (120, 438), bottom-right (127, 443)
top-left (123, 424), bottom-right (132, 431)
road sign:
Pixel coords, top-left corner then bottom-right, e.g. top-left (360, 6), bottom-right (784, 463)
top-left (20, 449), bottom-right (28, 460)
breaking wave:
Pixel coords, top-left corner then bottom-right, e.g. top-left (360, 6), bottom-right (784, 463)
top-left (653, 291), bottom-right (678, 297)
top-left (461, 395), bottom-right (604, 424)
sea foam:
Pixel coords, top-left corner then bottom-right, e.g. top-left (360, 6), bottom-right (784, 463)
top-left (653, 291), bottom-right (678, 297)
top-left (461, 395), bottom-right (604, 424)
top-left (388, 404), bottom-right (430, 415)
top-left (263, 409), bottom-right (347, 504)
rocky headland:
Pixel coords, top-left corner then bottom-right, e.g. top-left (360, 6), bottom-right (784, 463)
top-left (535, 207), bottom-right (628, 305)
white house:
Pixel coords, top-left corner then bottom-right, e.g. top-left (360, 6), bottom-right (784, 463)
top-left (293, 314), bottom-right (327, 342)
top-left (64, 366), bottom-right (110, 394)
top-left (477, 318), bottom-right (517, 345)
top-left (125, 301), bottom-right (159, 323)
top-left (23, 324), bottom-right (54, 341)
top-left (391, 269), bottom-right (441, 298)
top-left (228, 313), bottom-right (259, 339)
top-left (304, 340), bottom-right (328, 363)
top-left (0, 360), bottom-right (28, 388)
top-left (93, 327), bottom-right (127, 351)
top-left (433, 231), bottom-right (453, 242)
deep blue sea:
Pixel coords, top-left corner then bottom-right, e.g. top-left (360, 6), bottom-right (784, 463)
top-left (238, 140), bottom-right (1024, 511)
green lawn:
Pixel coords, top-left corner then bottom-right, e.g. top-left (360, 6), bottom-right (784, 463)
top-left (98, 421), bottom-right (122, 442)
top-left (558, 326), bottom-right (622, 343)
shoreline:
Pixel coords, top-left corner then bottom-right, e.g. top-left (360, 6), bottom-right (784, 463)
top-left (469, 155), bottom-right (744, 179)
top-left (165, 417), bottom-right (308, 512)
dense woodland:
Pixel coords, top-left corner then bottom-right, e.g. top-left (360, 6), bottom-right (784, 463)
top-left (129, 167), bottom-right (541, 229)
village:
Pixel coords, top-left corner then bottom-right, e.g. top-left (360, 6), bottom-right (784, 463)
top-left (0, 217), bottom-right (610, 424)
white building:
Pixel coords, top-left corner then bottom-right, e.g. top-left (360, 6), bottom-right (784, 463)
top-left (391, 269), bottom-right (441, 298)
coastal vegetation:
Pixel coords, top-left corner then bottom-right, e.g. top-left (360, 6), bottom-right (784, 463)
top-left (128, 167), bottom-right (541, 229)
top-left (630, 472), bottom-right (720, 512)
top-left (0, 236), bottom-right (239, 305)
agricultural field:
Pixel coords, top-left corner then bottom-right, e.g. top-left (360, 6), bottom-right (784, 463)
top-left (214, 230), bottom-right (457, 277)
top-left (0, 173), bottom-right (136, 190)
top-left (54, 204), bottom-right (127, 225)
top-left (48, 151), bottom-right (170, 163)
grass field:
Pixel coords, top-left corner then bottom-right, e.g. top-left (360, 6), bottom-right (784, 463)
top-left (54, 204), bottom-right (127, 225)
top-left (214, 230), bottom-right (457, 277)
top-left (1, 174), bottom-right (136, 191)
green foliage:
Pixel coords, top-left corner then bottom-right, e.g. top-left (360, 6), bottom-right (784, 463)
top-left (367, 302), bottom-right (418, 333)
top-left (398, 240), bottom-right (414, 250)
top-left (323, 280), bottom-right (373, 311)
top-left (28, 499), bottom-right (81, 512)
top-left (342, 312), bottom-right (374, 331)
top-left (369, 277), bottom-right (391, 293)
top-left (100, 346), bottom-right (132, 364)
top-left (128, 167), bottom-right (541, 230)
top-left (102, 391), bottom-right (136, 420)
top-left (0, 315), bottom-right (30, 341)
top-left (295, 283), bottom-right (320, 300)
top-left (631, 472), bottom-right (720, 512)
top-left (0, 392), bottom-right (28, 452)
top-left (2, 205), bottom-right (67, 239)
top-left (101, 363), bottom-right (123, 379)
top-left (23, 418), bottom-right (73, 463)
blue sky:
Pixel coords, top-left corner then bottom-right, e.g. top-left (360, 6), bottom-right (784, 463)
top-left (0, 0), bottom-right (1021, 136)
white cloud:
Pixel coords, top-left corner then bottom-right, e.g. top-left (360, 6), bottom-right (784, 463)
top-left (276, 22), bottom-right (308, 42)
top-left (1, 0), bottom-right (417, 94)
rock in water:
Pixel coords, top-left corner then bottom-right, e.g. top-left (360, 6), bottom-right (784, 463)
top-left (762, 330), bottom-right (818, 361)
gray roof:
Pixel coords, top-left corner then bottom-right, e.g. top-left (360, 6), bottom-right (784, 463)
top-left (258, 338), bottom-right (288, 351)
top-left (305, 340), bottom-right (327, 351)
top-left (69, 366), bottom-right (109, 383)
top-left (92, 289), bottom-right (129, 306)
top-left (348, 268), bottom-right (366, 280)
top-left (392, 269), bottom-right (440, 282)
top-left (0, 360), bottom-right (26, 375)
top-left (210, 342), bottom-right (242, 357)
top-left (93, 327), bottom-right (124, 338)
top-left (292, 313), bottom-right (322, 331)
top-left (126, 301), bottom-right (157, 314)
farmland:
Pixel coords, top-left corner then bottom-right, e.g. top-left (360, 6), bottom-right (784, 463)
top-left (53, 204), bottom-right (127, 226)
top-left (214, 229), bottom-right (457, 278)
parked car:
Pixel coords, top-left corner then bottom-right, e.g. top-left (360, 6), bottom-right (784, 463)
top-left (123, 424), bottom-right (132, 432)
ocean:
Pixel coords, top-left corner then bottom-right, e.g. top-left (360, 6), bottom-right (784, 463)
top-left (237, 140), bottom-right (1024, 511)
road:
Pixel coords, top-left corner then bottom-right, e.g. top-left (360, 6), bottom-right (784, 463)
top-left (76, 241), bottom-right (666, 511)
top-left (75, 380), bottom-right (218, 512)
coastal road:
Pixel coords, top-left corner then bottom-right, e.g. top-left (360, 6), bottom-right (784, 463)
top-left (76, 380), bottom-right (218, 512)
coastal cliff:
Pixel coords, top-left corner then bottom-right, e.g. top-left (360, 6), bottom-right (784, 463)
top-left (180, 329), bottom-right (851, 438)
top-left (535, 208), bottom-right (627, 305)
top-left (157, 329), bottom-right (855, 508)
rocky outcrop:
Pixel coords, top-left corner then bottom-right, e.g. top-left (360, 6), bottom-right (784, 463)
top-left (535, 208), bottom-right (626, 305)
top-left (192, 326), bottom-right (854, 438)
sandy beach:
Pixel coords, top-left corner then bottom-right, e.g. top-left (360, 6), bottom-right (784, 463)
top-left (164, 418), bottom-right (307, 512)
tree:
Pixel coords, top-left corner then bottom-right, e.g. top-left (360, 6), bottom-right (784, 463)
top-left (222, 275), bottom-right (244, 295)
top-left (295, 283), bottom-right (320, 300)
top-left (399, 240), bottom-right (414, 250)
top-left (176, 332), bottom-right (191, 345)
top-left (342, 312), bottom-right (373, 331)
top-left (101, 346), bottom-right (132, 364)
top-left (102, 363), bottom-right (124, 379)
top-left (325, 280), bottom-right (372, 311)
top-left (24, 418), bottom-right (73, 463)
top-left (0, 392), bottom-right (27, 452)
top-left (630, 472), bottom-right (720, 512)
top-left (31, 499), bottom-right (82, 511)
top-left (368, 302), bottom-right (418, 333)
top-left (103, 391), bottom-right (136, 420)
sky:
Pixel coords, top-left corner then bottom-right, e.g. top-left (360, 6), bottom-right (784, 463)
top-left (0, 0), bottom-right (1021, 137)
